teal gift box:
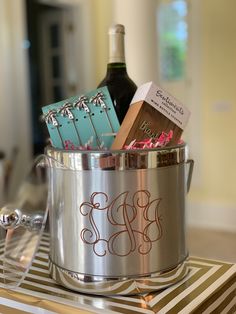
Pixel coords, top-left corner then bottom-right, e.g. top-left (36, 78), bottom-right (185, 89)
top-left (42, 87), bottom-right (120, 149)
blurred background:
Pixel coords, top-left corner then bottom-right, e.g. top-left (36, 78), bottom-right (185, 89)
top-left (0, 0), bottom-right (235, 260)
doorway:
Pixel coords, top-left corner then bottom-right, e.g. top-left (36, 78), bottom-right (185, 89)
top-left (25, 0), bottom-right (79, 154)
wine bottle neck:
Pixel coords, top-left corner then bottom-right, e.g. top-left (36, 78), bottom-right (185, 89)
top-left (108, 30), bottom-right (125, 63)
top-left (106, 63), bottom-right (127, 75)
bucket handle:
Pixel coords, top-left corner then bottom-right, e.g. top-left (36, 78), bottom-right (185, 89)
top-left (186, 159), bottom-right (194, 193)
top-left (0, 153), bottom-right (71, 288)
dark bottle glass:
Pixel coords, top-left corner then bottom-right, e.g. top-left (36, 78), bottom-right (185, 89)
top-left (97, 24), bottom-right (137, 123)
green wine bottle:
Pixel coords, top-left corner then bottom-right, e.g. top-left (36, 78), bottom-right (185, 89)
top-left (97, 24), bottom-right (137, 123)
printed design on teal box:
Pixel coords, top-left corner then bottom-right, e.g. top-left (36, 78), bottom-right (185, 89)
top-left (74, 95), bottom-right (102, 147)
top-left (79, 190), bottom-right (163, 257)
top-left (42, 87), bottom-right (120, 149)
top-left (74, 96), bottom-right (90, 112)
top-left (90, 92), bottom-right (115, 133)
top-left (43, 109), bottom-right (64, 147)
top-left (58, 102), bottom-right (82, 146)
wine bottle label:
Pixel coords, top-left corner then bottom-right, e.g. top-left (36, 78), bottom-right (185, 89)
top-left (131, 82), bottom-right (190, 130)
top-left (108, 33), bottom-right (125, 63)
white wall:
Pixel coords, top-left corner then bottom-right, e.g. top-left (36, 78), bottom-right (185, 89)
top-left (0, 0), bottom-right (32, 199)
top-left (112, 0), bottom-right (159, 86)
top-left (186, 0), bottom-right (236, 232)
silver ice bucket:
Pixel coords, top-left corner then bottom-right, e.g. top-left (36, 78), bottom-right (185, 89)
top-left (45, 143), bottom-right (193, 295)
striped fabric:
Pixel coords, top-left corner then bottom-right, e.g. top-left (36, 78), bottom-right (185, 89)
top-left (0, 233), bottom-right (235, 314)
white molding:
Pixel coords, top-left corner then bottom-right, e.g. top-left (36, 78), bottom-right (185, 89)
top-left (187, 200), bottom-right (236, 233)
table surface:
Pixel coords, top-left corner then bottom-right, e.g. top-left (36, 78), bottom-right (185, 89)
top-left (0, 233), bottom-right (236, 314)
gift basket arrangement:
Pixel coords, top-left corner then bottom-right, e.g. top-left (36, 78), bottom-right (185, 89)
top-left (0, 24), bottom-right (193, 296)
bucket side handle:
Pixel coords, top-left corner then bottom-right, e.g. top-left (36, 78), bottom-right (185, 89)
top-left (0, 151), bottom-right (72, 289)
top-left (0, 152), bottom-right (71, 231)
top-left (0, 154), bottom-right (51, 288)
top-left (186, 159), bottom-right (194, 193)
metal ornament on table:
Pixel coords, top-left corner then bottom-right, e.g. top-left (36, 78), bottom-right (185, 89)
top-left (74, 96), bottom-right (102, 148)
top-left (43, 110), bottom-right (64, 148)
top-left (90, 92), bottom-right (115, 134)
top-left (57, 102), bottom-right (82, 146)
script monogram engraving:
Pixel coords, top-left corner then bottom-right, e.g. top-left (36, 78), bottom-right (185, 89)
top-left (79, 190), bottom-right (163, 257)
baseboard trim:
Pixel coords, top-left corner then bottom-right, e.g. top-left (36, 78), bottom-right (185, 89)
top-left (186, 200), bottom-right (236, 232)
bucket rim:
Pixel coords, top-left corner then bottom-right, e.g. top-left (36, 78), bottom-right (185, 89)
top-left (45, 142), bottom-right (186, 155)
top-left (45, 142), bottom-right (188, 171)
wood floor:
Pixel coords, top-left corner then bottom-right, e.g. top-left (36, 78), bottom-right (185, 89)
top-left (187, 227), bottom-right (236, 263)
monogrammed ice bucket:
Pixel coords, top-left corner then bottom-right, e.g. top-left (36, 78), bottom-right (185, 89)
top-left (45, 143), bottom-right (193, 295)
